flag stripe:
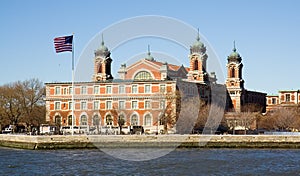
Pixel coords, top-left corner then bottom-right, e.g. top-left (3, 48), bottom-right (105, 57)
top-left (54, 35), bottom-right (73, 53)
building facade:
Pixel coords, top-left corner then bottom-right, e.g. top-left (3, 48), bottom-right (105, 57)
top-left (45, 34), bottom-right (266, 134)
top-left (266, 90), bottom-right (300, 112)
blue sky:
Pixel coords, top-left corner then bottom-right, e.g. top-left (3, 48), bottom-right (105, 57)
top-left (1, 0), bottom-right (300, 95)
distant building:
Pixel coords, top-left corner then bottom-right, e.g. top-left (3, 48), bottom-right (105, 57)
top-left (266, 90), bottom-right (300, 112)
top-left (45, 33), bottom-right (266, 134)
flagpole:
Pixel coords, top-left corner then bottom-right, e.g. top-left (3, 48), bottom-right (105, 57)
top-left (71, 33), bottom-right (75, 136)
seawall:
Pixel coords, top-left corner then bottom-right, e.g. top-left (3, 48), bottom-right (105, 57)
top-left (1, 134), bottom-right (300, 150)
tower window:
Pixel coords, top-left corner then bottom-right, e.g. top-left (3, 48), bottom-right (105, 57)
top-left (231, 68), bottom-right (235, 78)
top-left (194, 60), bottom-right (199, 70)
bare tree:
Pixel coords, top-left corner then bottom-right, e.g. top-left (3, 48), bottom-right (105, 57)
top-left (0, 83), bottom-right (23, 129)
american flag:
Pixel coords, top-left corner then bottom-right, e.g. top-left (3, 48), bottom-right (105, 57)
top-left (54, 35), bottom-right (73, 53)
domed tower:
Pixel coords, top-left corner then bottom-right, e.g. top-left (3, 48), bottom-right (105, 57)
top-left (92, 34), bottom-right (113, 81)
top-left (187, 29), bottom-right (208, 83)
top-left (226, 41), bottom-right (244, 112)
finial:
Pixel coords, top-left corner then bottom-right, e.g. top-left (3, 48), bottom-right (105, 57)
top-left (147, 44), bottom-right (151, 55)
top-left (233, 40), bottom-right (236, 52)
top-left (196, 28), bottom-right (200, 41)
top-left (101, 33), bottom-right (104, 46)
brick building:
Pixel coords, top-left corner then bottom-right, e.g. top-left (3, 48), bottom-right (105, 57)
top-left (45, 34), bottom-right (266, 134)
top-left (266, 90), bottom-right (300, 112)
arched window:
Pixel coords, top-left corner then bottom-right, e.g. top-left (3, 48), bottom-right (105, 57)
top-left (194, 60), bottom-right (198, 70)
top-left (231, 67), bottom-right (235, 78)
top-left (144, 114), bottom-right (152, 126)
top-left (134, 71), bottom-right (153, 80)
top-left (106, 115), bottom-right (113, 126)
top-left (131, 114), bottom-right (139, 125)
top-left (80, 115), bottom-right (87, 126)
top-left (68, 115), bottom-right (72, 126)
top-left (97, 63), bottom-right (102, 74)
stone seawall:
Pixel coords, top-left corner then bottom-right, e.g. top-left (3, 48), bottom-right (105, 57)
top-left (1, 134), bottom-right (300, 150)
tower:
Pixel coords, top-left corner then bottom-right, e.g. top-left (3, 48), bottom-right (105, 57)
top-left (92, 35), bottom-right (113, 81)
top-left (187, 29), bottom-right (208, 83)
top-left (226, 42), bottom-right (244, 112)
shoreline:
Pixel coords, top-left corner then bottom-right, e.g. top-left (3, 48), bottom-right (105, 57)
top-left (1, 134), bottom-right (300, 150)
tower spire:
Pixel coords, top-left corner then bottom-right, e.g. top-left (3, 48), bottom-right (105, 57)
top-left (196, 28), bottom-right (200, 41)
top-left (233, 40), bottom-right (236, 52)
top-left (101, 33), bottom-right (105, 46)
top-left (146, 44), bottom-right (154, 61)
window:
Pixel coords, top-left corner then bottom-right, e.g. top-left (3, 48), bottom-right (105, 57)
top-left (63, 88), bottom-right (67, 95)
top-left (286, 94), bottom-right (290, 102)
top-left (68, 102), bottom-right (73, 110)
top-left (132, 101), bottom-right (138, 109)
top-left (145, 85), bottom-right (151, 93)
top-left (131, 114), bottom-right (139, 125)
top-left (106, 101), bottom-right (112, 110)
top-left (106, 86), bottom-right (112, 94)
top-left (272, 98), bottom-right (277, 105)
top-left (81, 86), bottom-right (87, 94)
top-left (69, 86), bottom-right (73, 95)
top-left (119, 101), bottom-right (125, 110)
top-left (93, 101), bottom-right (99, 110)
top-left (119, 85), bottom-right (125, 94)
top-left (132, 85), bottom-right (138, 93)
top-left (144, 114), bottom-right (152, 126)
top-left (145, 100), bottom-right (151, 109)
top-left (160, 100), bottom-right (165, 109)
top-left (80, 115), bottom-right (87, 126)
top-left (106, 115), bottom-right (113, 126)
top-left (68, 115), bottom-right (73, 126)
top-left (134, 71), bottom-right (153, 80)
top-left (194, 60), bottom-right (198, 70)
top-left (54, 102), bottom-right (61, 110)
top-left (55, 87), bottom-right (61, 95)
top-left (94, 86), bottom-right (99, 94)
top-left (231, 68), bottom-right (235, 78)
top-left (160, 85), bottom-right (166, 93)
top-left (81, 101), bottom-right (87, 110)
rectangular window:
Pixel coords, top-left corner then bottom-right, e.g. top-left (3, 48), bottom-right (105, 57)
top-left (54, 101), bottom-right (61, 110)
top-left (93, 101), bottom-right (99, 110)
top-left (54, 87), bottom-right (61, 95)
top-left (68, 102), bottom-right (73, 110)
top-left (119, 101), bottom-right (125, 110)
top-left (145, 85), bottom-right (151, 93)
top-left (132, 101), bottom-right (138, 109)
top-left (272, 98), bottom-right (277, 105)
top-left (119, 85), bottom-right (125, 94)
top-left (145, 100), bottom-right (151, 109)
top-left (81, 101), bottom-right (87, 110)
top-left (286, 94), bottom-right (290, 102)
top-left (106, 86), bottom-right (112, 94)
top-left (160, 100), bottom-right (165, 109)
top-left (106, 101), bottom-right (112, 110)
top-left (94, 86), bottom-right (99, 94)
top-left (132, 85), bottom-right (138, 94)
top-left (69, 86), bottom-right (73, 95)
top-left (81, 86), bottom-right (87, 94)
top-left (63, 88), bottom-right (67, 95)
top-left (160, 85), bottom-right (166, 93)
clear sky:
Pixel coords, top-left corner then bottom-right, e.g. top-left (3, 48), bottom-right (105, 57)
top-left (1, 0), bottom-right (300, 95)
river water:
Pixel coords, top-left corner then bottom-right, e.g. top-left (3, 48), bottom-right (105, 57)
top-left (0, 147), bottom-right (300, 175)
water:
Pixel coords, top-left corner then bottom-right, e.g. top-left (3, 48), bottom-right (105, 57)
top-left (1, 147), bottom-right (300, 175)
